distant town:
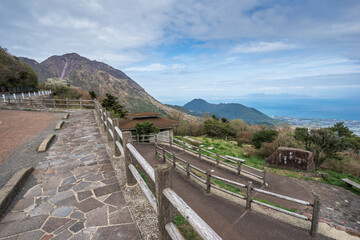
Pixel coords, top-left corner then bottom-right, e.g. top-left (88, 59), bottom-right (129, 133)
top-left (273, 116), bottom-right (360, 136)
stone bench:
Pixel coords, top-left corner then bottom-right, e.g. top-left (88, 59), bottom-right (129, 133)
top-left (342, 178), bottom-right (360, 190)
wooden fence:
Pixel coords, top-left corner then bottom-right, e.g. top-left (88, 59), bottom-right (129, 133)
top-left (94, 100), bottom-right (221, 240)
top-left (156, 144), bottom-right (321, 236)
top-left (1, 97), bottom-right (95, 109)
top-left (173, 138), bottom-right (267, 185)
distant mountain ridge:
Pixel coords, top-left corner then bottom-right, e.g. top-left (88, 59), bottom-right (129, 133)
top-left (183, 98), bottom-right (278, 125)
top-left (20, 53), bottom-right (191, 117)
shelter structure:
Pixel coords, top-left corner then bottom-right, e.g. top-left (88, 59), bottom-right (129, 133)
top-left (118, 112), bottom-right (180, 139)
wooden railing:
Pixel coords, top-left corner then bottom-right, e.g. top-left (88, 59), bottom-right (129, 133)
top-left (173, 138), bottom-right (267, 185)
top-left (94, 100), bottom-right (221, 240)
top-left (1, 97), bottom-right (95, 109)
top-left (156, 145), bottom-right (321, 236)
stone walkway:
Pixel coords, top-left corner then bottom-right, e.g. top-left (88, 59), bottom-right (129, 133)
top-left (0, 110), bottom-right (140, 239)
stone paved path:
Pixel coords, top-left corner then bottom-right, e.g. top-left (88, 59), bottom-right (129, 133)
top-left (0, 110), bottom-right (140, 240)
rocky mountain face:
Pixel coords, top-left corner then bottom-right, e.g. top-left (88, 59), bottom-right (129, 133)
top-left (21, 53), bottom-right (188, 116)
top-left (183, 98), bottom-right (278, 125)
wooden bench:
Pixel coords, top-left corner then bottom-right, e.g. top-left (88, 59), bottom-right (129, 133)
top-left (342, 178), bottom-right (360, 190)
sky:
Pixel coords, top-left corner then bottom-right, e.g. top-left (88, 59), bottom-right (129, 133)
top-left (1, 0), bottom-right (360, 104)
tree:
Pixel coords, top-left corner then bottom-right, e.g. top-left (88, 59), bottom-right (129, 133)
top-left (309, 128), bottom-right (343, 167)
top-left (251, 129), bottom-right (278, 149)
top-left (135, 122), bottom-right (160, 135)
top-left (89, 90), bottom-right (97, 99)
top-left (294, 127), bottom-right (311, 150)
top-left (102, 93), bottom-right (128, 118)
top-left (329, 122), bottom-right (352, 138)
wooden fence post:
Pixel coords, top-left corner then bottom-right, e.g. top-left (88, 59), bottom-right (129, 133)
top-left (169, 136), bottom-right (172, 146)
top-left (183, 143), bottom-right (185, 152)
top-left (80, 98), bottom-right (82, 109)
top-left (206, 170), bottom-right (211, 194)
top-left (237, 161), bottom-right (242, 175)
top-left (216, 153), bottom-right (219, 165)
top-left (186, 162), bottom-right (190, 179)
top-left (155, 163), bottom-right (173, 240)
top-left (162, 148), bottom-right (166, 163)
top-left (198, 146), bottom-right (201, 159)
top-left (66, 98), bottom-right (69, 108)
top-left (263, 169), bottom-right (267, 186)
top-left (113, 118), bottom-right (120, 157)
top-left (52, 98), bottom-right (56, 108)
top-left (155, 134), bottom-right (158, 144)
top-left (106, 112), bottom-right (112, 141)
top-left (172, 153), bottom-right (176, 169)
top-left (123, 131), bottom-right (136, 186)
top-left (155, 143), bottom-right (158, 157)
top-left (29, 97), bottom-right (32, 108)
top-left (137, 134), bottom-right (140, 143)
top-left (246, 181), bottom-right (253, 209)
top-left (102, 109), bottom-right (107, 132)
top-left (310, 196), bottom-right (320, 236)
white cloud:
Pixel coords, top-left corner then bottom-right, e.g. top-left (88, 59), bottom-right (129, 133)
top-left (125, 63), bottom-right (167, 72)
top-left (232, 42), bottom-right (298, 53)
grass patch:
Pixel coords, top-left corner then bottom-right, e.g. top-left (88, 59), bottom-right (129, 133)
top-left (138, 169), bottom-right (156, 196)
top-left (174, 214), bottom-right (202, 240)
top-left (253, 198), bottom-right (297, 213)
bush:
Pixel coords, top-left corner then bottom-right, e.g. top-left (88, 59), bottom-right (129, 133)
top-left (321, 151), bottom-right (360, 177)
top-left (135, 122), bottom-right (160, 135)
top-left (252, 129), bottom-right (278, 149)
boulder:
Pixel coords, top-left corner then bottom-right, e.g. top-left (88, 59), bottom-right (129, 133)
top-left (266, 147), bottom-right (315, 171)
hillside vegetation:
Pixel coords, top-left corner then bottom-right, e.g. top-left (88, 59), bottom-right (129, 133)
top-left (0, 47), bottom-right (37, 88)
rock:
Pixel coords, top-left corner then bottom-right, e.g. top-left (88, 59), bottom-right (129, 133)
top-left (266, 147), bottom-right (315, 171)
top-left (316, 171), bottom-right (329, 178)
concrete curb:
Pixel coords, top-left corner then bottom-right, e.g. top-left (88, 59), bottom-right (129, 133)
top-left (55, 120), bottom-right (65, 130)
top-left (0, 167), bottom-right (34, 219)
top-left (38, 134), bottom-right (56, 152)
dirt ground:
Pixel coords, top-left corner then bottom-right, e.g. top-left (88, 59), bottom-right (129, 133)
top-left (0, 109), bottom-right (62, 189)
top-left (0, 109), bottom-right (61, 165)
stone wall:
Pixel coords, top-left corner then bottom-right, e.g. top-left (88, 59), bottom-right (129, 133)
top-left (266, 147), bottom-right (315, 171)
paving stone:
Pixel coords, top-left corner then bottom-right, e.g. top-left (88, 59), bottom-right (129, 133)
top-left (51, 206), bottom-right (73, 217)
top-left (42, 176), bottom-right (61, 191)
top-left (99, 164), bottom-right (113, 173)
top-left (101, 177), bottom-right (118, 185)
top-left (92, 224), bottom-right (140, 240)
top-left (85, 205), bottom-right (108, 227)
top-left (77, 191), bottom-right (92, 201)
top-left (75, 171), bottom-right (93, 179)
top-left (24, 184), bottom-right (42, 198)
top-left (73, 181), bottom-right (92, 191)
top-left (83, 181), bottom-right (105, 191)
top-left (84, 174), bottom-right (103, 181)
top-left (109, 205), bottom-right (117, 213)
top-left (19, 230), bottom-right (44, 240)
top-left (53, 196), bottom-right (78, 207)
top-left (28, 202), bottom-right (54, 217)
top-left (58, 183), bottom-right (75, 192)
top-left (70, 211), bottom-right (84, 220)
top-left (61, 176), bottom-right (76, 185)
top-left (48, 190), bottom-right (74, 204)
top-left (1, 211), bottom-right (27, 223)
top-left (12, 198), bottom-right (34, 211)
top-left (0, 215), bottom-right (48, 238)
top-left (40, 234), bottom-right (53, 240)
top-left (77, 197), bottom-right (104, 213)
top-left (43, 188), bottom-right (57, 196)
top-left (93, 183), bottom-right (120, 197)
top-left (70, 222), bottom-right (84, 233)
top-left (109, 207), bottom-right (133, 225)
top-left (51, 230), bottom-right (73, 240)
top-left (69, 231), bottom-right (92, 240)
top-left (42, 217), bottom-right (71, 233)
top-left (104, 191), bottom-right (127, 207)
top-left (53, 219), bottom-right (77, 234)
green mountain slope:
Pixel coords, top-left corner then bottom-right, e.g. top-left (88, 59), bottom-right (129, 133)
top-left (183, 98), bottom-right (277, 125)
top-left (0, 47), bottom-right (38, 88)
